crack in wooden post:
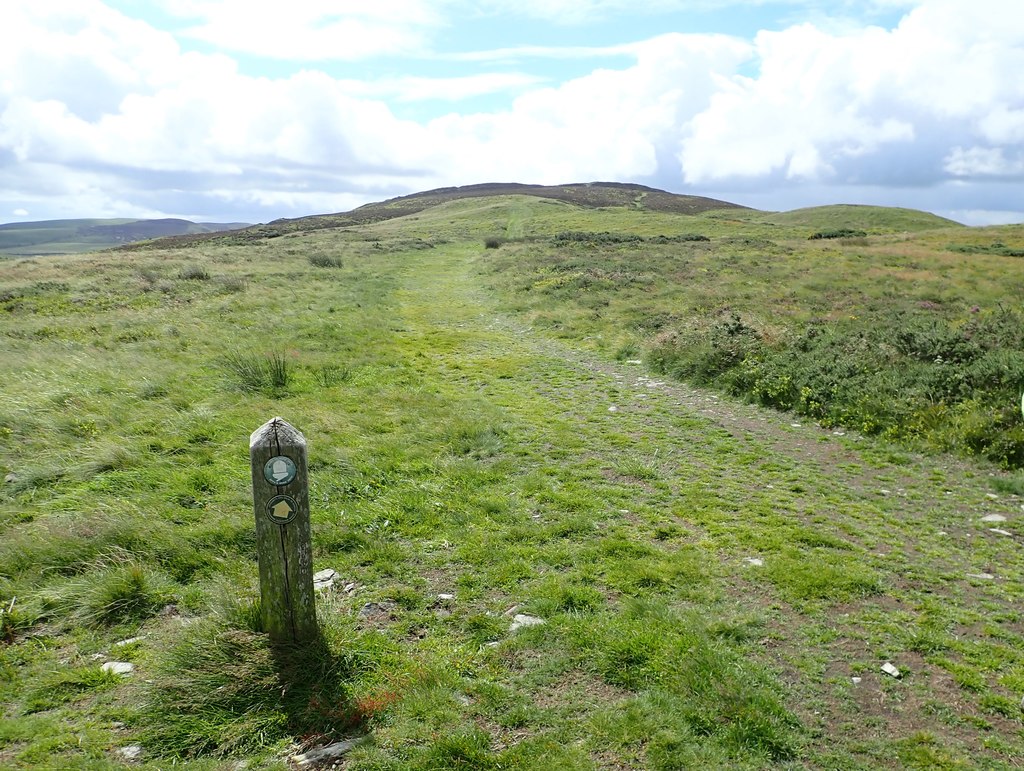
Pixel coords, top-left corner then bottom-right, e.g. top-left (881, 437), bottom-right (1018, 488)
top-left (250, 417), bottom-right (317, 643)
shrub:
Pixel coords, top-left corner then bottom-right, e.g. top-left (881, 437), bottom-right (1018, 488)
top-left (552, 231), bottom-right (643, 246)
top-left (809, 229), bottom-right (867, 240)
top-left (949, 242), bottom-right (1024, 257)
top-left (648, 307), bottom-right (1024, 467)
top-left (483, 237), bottom-right (505, 249)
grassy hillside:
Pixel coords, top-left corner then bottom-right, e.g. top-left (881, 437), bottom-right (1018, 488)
top-left (1, 191), bottom-right (1023, 769)
top-left (479, 204), bottom-right (1022, 468)
top-left (754, 204), bottom-right (961, 232)
top-left (0, 218), bottom-right (250, 256)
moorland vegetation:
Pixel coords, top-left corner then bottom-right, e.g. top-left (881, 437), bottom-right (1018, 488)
top-left (1, 185), bottom-right (1023, 769)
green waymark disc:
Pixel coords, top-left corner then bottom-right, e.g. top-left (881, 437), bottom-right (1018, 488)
top-left (264, 455), bottom-right (297, 486)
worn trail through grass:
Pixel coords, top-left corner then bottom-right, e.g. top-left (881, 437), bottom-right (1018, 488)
top-left (376, 243), bottom-right (1024, 767)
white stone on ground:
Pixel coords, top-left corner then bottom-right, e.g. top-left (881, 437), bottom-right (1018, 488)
top-left (881, 662), bottom-right (901, 679)
top-left (313, 568), bottom-right (337, 591)
top-left (980, 514), bottom-right (1007, 523)
top-left (117, 745), bottom-right (143, 761)
top-left (102, 662), bottom-right (134, 675)
top-left (510, 614), bottom-right (545, 633)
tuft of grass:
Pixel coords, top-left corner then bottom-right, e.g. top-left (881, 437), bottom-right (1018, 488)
top-left (38, 558), bottom-right (177, 627)
top-left (220, 350), bottom-right (291, 394)
top-left (140, 609), bottom-right (390, 760)
top-left (765, 551), bottom-right (883, 603)
top-left (990, 472), bottom-right (1024, 497)
top-left (309, 254), bottom-right (344, 268)
top-left (219, 275), bottom-right (248, 292)
top-left (178, 264), bottom-right (210, 280)
top-left (23, 666), bottom-right (123, 713)
top-left (312, 363), bottom-right (350, 388)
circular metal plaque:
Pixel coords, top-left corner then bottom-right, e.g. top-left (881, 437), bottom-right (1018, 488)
top-left (264, 456), bottom-right (297, 486)
top-left (266, 494), bottom-right (298, 525)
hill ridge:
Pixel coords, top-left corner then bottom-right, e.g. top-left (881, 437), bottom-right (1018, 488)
top-left (0, 217), bottom-right (250, 256)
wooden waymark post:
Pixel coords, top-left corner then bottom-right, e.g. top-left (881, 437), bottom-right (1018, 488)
top-left (250, 417), bottom-right (317, 643)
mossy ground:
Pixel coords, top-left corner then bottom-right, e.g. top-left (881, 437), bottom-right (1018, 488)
top-left (1, 197), bottom-right (1023, 768)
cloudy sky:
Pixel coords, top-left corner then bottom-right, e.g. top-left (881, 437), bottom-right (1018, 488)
top-left (2, 0), bottom-right (1022, 225)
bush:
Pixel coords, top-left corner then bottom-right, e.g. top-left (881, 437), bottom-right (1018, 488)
top-left (483, 237), bottom-right (505, 249)
top-left (949, 242), bottom-right (1024, 257)
top-left (648, 307), bottom-right (1024, 467)
top-left (809, 229), bottom-right (867, 240)
top-left (552, 231), bottom-right (643, 246)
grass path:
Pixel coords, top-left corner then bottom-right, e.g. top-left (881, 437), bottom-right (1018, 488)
top-left (371, 242), bottom-right (1024, 767)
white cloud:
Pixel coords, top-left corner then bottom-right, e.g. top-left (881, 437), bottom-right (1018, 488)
top-left (155, 0), bottom-right (440, 60)
top-left (1, 0), bottom-right (1022, 225)
top-left (339, 73), bottom-right (546, 102)
top-left (418, 33), bottom-right (752, 185)
top-left (680, 0), bottom-right (1024, 189)
top-left (945, 147), bottom-right (1024, 178)
top-left (12, 208), bottom-right (28, 216)
top-left (440, 43), bottom-right (639, 63)
top-left (946, 209), bottom-right (1024, 226)
top-left (473, 0), bottom-right (927, 25)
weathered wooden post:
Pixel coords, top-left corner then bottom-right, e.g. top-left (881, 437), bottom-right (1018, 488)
top-left (250, 417), bottom-right (317, 643)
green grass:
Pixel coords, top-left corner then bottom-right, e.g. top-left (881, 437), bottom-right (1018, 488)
top-left (481, 214), bottom-right (1024, 467)
top-left (1, 194), bottom-right (1023, 769)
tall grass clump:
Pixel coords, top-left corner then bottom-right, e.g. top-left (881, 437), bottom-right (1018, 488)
top-left (308, 254), bottom-right (344, 268)
top-left (178, 264), bottom-right (210, 280)
top-left (140, 599), bottom-right (392, 761)
top-left (220, 350), bottom-right (291, 394)
top-left (37, 558), bottom-right (177, 627)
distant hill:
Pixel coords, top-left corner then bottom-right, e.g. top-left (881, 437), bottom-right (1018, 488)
top-left (277, 182), bottom-right (747, 232)
top-left (117, 182), bottom-right (748, 249)
top-left (0, 218), bottom-right (250, 255)
top-left (759, 204), bottom-right (961, 232)
top-left (107, 181), bottom-right (961, 252)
